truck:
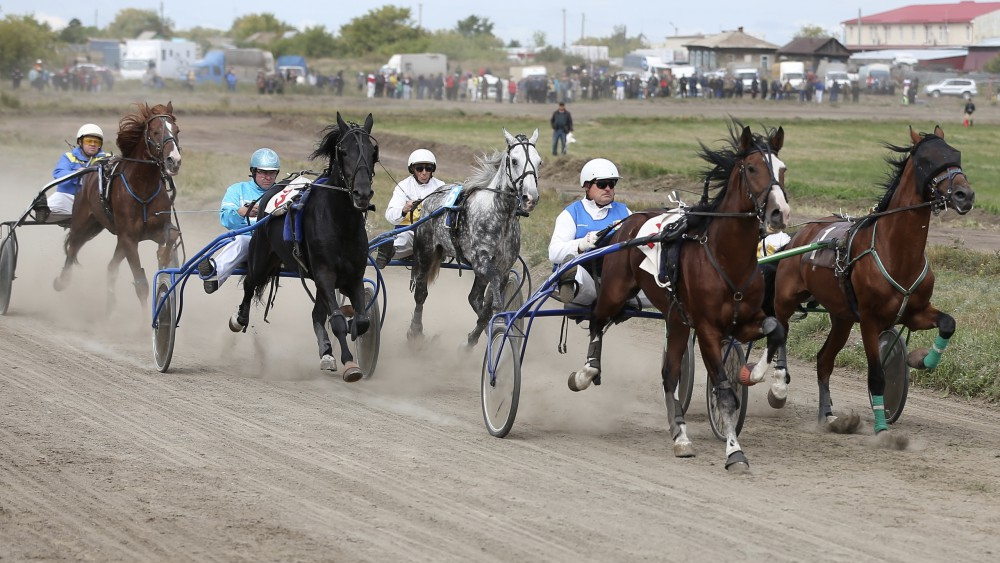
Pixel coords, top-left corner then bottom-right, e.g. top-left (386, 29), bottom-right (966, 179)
top-left (192, 48), bottom-right (274, 85)
top-left (380, 53), bottom-right (447, 78)
top-left (120, 39), bottom-right (198, 81)
top-left (276, 55), bottom-right (309, 84)
top-left (777, 61), bottom-right (805, 91)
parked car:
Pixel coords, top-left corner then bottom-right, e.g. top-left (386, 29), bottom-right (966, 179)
top-left (924, 78), bottom-right (977, 99)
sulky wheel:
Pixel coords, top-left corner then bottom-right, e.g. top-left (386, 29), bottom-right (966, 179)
top-left (353, 286), bottom-right (381, 379)
top-left (151, 281), bottom-right (177, 373)
top-left (481, 329), bottom-right (521, 438)
top-left (707, 337), bottom-right (749, 441)
top-left (0, 234), bottom-right (18, 315)
top-left (876, 328), bottom-right (910, 424)
top-left (665, 332), bottom-right (696, 415)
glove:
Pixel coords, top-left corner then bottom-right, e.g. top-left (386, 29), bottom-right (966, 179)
top-left (578, 231), bottom-right (600, 253)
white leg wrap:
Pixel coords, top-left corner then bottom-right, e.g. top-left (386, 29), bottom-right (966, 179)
top-left (726, 436), bottom-right (742, 458)
top-left (769, 368), bottom-right (788, 400)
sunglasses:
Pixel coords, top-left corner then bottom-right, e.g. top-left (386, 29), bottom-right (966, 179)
top-left (81, 137), bottom-right (102, 147)
top-left (412, 165), bottom-right (435, 173)
top-left (592, 179), bottom-right (617, 190)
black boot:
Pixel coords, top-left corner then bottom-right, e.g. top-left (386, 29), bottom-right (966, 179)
top-left (375, 241), bottom-right (395, 269)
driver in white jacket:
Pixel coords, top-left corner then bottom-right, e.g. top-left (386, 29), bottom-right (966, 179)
top-left (375, 148), bottom-right (446, 268)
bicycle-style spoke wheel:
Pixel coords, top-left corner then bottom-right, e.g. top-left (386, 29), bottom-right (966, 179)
top-left (481, 330), bottom-right (521, 438)
top-left (877, 328), bottom-right (910, 424)
top-left (0, 235), bottom-right (17, 315)
top-left (152, 282), bottom-right (177, 373)
top-left (355, 287), bottom-right (381, 379)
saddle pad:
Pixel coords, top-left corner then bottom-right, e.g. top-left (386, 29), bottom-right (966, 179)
top-left (442, 184), bottom-right (463, 208)
top-left (264, 175), bottom-right (311, 215)
top-left (802, 221), bottom-right (853, 270)
top-left (636, 211), bottom-right (683, 288)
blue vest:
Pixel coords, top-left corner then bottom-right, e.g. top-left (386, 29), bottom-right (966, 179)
top-left (567, 200), bottom-right (630, 239)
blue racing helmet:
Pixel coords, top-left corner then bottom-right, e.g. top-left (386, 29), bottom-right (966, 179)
top-left (250, 147), bottom-right (280, 171)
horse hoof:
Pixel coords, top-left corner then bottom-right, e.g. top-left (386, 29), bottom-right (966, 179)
top-left (725, 451), bottom-right (750, 473)
top-left (320, 354), bottom-right (337, 372)
top-left (906, 348), bottom-right (929, 370)
top-left (228, 313), bottom-right (246, 333)
top-left (341, 361), bottom-right (362, 382)
top-left (53, 277), bottom-right (67, 292)
top-left (737, 363), bottom-right (758, 386)
top-left (767, 388), bottom-right (787, 409)
top-left (875, 429), bottom-right (910, 451)
top-left (407, 327), bottom-right (424, 341)
top-left (567, 365), bottom-right (599, 392)
top-left (673, 441), bottom-right (696, 458)
top-left (823, 412), bottom-right (861, 434)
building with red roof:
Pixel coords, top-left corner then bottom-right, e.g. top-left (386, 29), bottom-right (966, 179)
top-left (842, 1), bottom-right (1000, 49)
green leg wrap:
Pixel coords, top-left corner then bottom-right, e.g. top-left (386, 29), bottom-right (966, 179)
top-left (923, 335), bottom-right (950, 369)
top-left (872, 395), bottom-right (888, 433)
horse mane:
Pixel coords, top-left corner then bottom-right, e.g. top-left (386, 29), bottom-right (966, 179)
top-left (874, 132), bottom-right (939, 213)
top-left (463, 149), bottom-right (505, 191)
top-left (310, 122), bottom-right (345, 170)
top-left (691, 119), bottom-right (779, 230)
top-left (116, 103), bottom-right (170, 157)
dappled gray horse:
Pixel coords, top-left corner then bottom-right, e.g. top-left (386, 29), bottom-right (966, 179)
top-left (408, 129), bottom-right (540, 347)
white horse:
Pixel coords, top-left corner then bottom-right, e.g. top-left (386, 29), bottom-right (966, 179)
top-left (408, 129), bottom-right (541, 347)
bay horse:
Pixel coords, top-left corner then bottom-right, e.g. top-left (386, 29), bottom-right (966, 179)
top-left (570, 122), bottom-right (790, 472)
top-left (232, 113), bottom-right (377, 381)
top-left (408, 128), bottom-right (541, 348)
top-left (771, 126), bottom-right (974, 445)
top-left (54, 102), bottom-right (182, 309)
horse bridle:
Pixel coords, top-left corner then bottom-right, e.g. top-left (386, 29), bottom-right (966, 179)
top-left (913, 136), bottom-right (965, 216)
top-left (738, 140), bottom-right (785, 235)
top-left (502, 134), bottom-right (538, 208)
top-left (328, 125), bottom-right (378, 196)
top-left (144, 114), bottom-right (180, 167)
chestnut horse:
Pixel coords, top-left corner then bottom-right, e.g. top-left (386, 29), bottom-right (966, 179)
top-left (570, 122), bottom-right (790, 472)
top-left (770, 126), bottom-right (973, 446)
top-left (54, 102), bottom-right (182, 309)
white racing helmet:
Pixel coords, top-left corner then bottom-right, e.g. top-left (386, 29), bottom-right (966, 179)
top-left (407, 148), bottom-right (436, 172)
top-left (76, 123), bottom-right (104, 142)
top-left (580, 158), bottom-right (620, 187)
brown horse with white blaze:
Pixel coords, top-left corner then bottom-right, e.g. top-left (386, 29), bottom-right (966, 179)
top-left (771, 126), bottom-right (974, 446)
top-left (54, 102), bottom-right (182, 309)
top-left (570, 122), bottom-right (790, 472)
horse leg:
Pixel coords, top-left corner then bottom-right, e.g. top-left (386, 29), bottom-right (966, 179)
top-left (861, 324), bottom-right (909, 450)
top-left (568, 320), bottom-right (605, 391)
top-left (230, 281), bottom-right (255, 333)
top-left (662, 327), bottom-right (695, 458)
top-left (118, 237), bottom-right (149, 308)
top-left (816, 317), bottom-right (861, 433)
top-left (310, 299), bottom-right (337, 372)
top-left (326, 301), bottom-right (362, 382)
top-left (699, 333), bottom-right (750, 472)
top-left (905, 308), bottom-right (955, 370)
top-left (156, 223), bottom-right (180, 268)
top-left (465, 274), bottom-right (494, 348)
top-left (408, 270), bottom-right (428, 341)
top-left (738, 317), bottom-right (786, 386)
top-left (54, 217), bottom-right (104, 292)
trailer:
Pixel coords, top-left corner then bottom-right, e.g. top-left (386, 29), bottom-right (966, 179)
top-left (120, 39), bottom-right (198, 81)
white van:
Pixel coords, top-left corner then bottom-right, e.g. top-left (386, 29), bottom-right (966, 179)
top-left (734, 68), bottom-right (758, 89)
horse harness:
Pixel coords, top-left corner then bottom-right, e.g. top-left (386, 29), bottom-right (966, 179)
top-left (99, 114), bottom-right (181, 225)
top-left (815, 134), bottom-right (966, 324)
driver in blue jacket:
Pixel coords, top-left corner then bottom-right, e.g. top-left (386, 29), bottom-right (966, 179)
top-left (43, 123), bottom-right (108, 221)
top-left (199, 148), bottom-right (280, 293)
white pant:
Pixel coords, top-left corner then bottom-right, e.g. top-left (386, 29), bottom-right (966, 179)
top-left (210, 234), bottom-right (251, 285)
top-left (46, 192), bottom-right (74, 218)
top-left (557, 266), bottom-right (650, 309)
top-left (392, 230), bottom-right (415, 259)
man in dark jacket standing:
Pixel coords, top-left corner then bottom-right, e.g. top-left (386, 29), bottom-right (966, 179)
top-left (550, 102), bottom-right (573, 156)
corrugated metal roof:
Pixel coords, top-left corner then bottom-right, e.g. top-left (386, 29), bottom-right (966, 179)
top-left (842, 1), bottom-right (1000, 25)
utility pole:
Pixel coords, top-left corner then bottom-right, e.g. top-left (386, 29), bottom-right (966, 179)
top-left (562, 9), bottom-right (567, 49)
top-left (419, 4), bottom-right (423, 30)
top-left (581, 13), bottom-right (585, 41)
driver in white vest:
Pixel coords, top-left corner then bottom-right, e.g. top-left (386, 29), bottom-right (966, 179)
top-left (375, 148), bottom-right (445, 268)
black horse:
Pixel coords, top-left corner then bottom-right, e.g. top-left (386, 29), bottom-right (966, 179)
top-left (230, 113), bottom-right (377, 381)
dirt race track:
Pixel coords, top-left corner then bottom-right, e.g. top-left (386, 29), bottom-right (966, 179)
top-left (1, 101), bottom-right (999, 562)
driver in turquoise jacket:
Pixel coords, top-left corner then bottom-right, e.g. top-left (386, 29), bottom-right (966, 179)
top-left (199, 148), bottom-right (280, 293)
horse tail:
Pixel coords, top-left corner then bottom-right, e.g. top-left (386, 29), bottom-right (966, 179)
top-left (426, 246), bottom-right (445, 286)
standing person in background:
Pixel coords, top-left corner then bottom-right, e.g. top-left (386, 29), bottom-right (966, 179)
top-left (508, 76), bottom-right (517, 103)
top-left (963, 98), bottom-right (976, 127)
top-left (550, 102), bottom-right (573, 157)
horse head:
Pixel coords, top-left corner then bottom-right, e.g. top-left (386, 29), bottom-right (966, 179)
top-left (908, 125), bottom-right (974, 215)
top-left (737, 125), bottom-right (790, 232)
top-left (331, 112), bottom-right (377, 211)
top-left (502, 128), bottom-right (541, 214)
top-left (145, 102), bottom-right (182, 176)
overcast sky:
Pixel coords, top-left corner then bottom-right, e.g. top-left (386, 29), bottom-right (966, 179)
top-left (9, 1), bottom-right (936, 47)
